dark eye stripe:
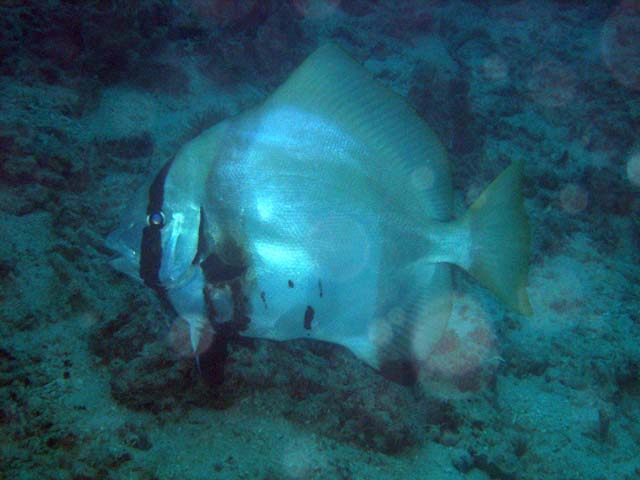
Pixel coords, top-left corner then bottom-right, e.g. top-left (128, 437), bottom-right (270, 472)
top-left (140, 225), bottom-right (162, 288)
top-left (139, 156), bottom-right (175, 289)
top-left (147, 157), bottom-right (174, 216)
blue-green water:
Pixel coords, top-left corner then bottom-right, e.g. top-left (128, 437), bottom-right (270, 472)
top-left (0, 1), bottom-right (638, 479)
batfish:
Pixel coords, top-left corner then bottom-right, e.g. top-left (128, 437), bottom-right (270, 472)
top-left (106, 44), bottom-right (531, 383)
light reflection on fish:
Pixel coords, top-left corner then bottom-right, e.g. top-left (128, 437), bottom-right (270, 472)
top-left (106, 44), bottom-right (531, 383)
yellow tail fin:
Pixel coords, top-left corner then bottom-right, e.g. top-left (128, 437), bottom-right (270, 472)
top-left (463, 161), bottom-right (532, 315)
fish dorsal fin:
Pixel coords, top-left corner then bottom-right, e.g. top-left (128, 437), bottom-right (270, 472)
top-left (261, 43), bottom-right (453, 222)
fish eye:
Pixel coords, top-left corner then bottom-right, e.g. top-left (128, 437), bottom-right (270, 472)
top-left (147, 211), bottom-right (165, 228)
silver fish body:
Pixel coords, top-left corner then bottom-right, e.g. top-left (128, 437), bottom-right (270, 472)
top-left (106, 44), bottom-right (531, 377)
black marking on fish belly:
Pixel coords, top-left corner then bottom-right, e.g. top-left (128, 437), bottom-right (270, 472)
top-left (203, 284), bottom-right (217, 320)
top-left (288, 279), bottom-right (294, 288)
top-left (198, 265), bottom-right (252, 386)
top-left (378, 359), bottom-right (418, 386)
top-left (318, 280), bottom-right (323, 298)
top-left (260, 291), bottom-right (267, 310)
top-left (201, 252), bottom-right (246, 284)
top-left (196, 331), bottom-right (228, 386)
top-left (229, 278), bottom-right (251, 332)
top-left (304, 306), bottom-right (315, 330)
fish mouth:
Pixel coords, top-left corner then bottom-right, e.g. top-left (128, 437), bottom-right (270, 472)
top-left (104, 227), bottom-right (143, 280)
top-left (105, 228), bottom-right (130, 256)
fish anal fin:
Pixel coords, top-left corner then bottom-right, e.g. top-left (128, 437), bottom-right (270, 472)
top-left (372, 262), bottom-right (453, 381)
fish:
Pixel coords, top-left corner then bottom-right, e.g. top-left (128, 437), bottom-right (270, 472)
top-left (106, 44), bottom-right (531, 383)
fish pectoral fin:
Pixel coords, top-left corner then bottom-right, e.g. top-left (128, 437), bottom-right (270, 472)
top-left (463, 161), bottom-right (532, 315)
top-left (167, 267), bottom-right (210, 354)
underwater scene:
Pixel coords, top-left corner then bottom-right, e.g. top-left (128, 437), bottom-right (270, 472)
top-left (1, 0), bottom-right (639, 479)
